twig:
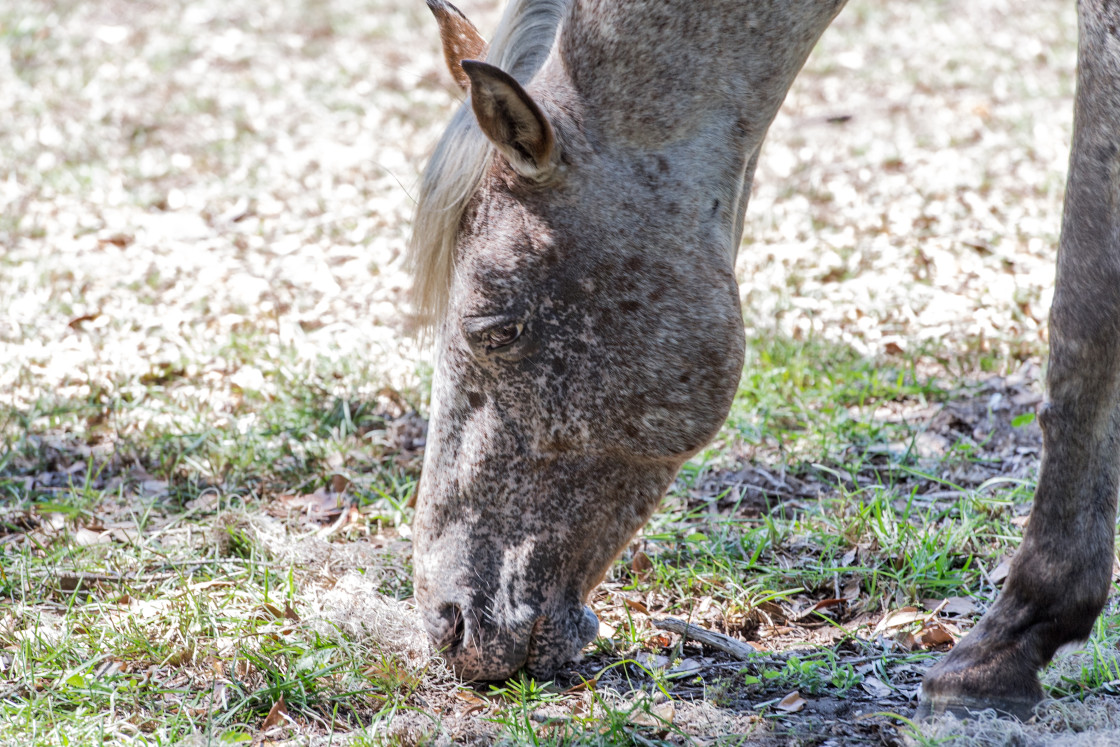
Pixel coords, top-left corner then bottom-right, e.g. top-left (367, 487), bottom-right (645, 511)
top-left (652, 617), bottom-right (757, 660)
top-left (653, 617), bottom-right (933, 670)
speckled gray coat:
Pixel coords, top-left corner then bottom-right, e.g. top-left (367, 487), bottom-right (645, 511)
top-left (408, 0), bottom-right (1120, 719)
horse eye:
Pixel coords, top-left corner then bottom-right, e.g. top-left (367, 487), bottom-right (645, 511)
top-left (485, 322), bottom-right (523, 350)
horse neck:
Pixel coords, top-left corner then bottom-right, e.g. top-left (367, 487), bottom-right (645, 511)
top-left (548, 0), bottom-right (846, 263)
top-left (560, 0), bottom-right (845, 147)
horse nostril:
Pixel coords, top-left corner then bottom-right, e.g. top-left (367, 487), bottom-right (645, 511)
top-left (435, 603), bottom-right (465, 654)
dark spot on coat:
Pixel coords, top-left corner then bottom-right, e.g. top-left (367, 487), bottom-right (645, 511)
top-left (620, 300), bottom-right (641, 313)
top-left (467, 391), bottom-right (485, 409)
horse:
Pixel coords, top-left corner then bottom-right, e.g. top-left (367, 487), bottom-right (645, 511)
top-left (405, 0), bottom-right (1120, 719)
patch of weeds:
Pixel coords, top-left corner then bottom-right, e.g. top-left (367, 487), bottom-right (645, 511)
top-left (721, 334), bottom-right (948, 464)
top-left (742, 652), bottom-right (860, 697)
top-left (819, 486), bottom-right (984, 602)
top-left (487, 674), bottom-right (563, 744)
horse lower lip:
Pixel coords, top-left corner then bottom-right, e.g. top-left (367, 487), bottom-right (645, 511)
top-left (577, 606), bottom-right (599, 645)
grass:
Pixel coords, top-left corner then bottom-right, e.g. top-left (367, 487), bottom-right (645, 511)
top-left (1, 328), bottom-right (1087, 746)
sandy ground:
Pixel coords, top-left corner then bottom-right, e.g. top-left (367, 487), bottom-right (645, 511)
top-left (1, 0), bottom-right (1075, 407)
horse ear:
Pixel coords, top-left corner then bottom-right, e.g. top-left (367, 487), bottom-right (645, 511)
top-left (426, 0), bottom-right (487, 92)
top-left (462, 60), bottom-right (556, 180)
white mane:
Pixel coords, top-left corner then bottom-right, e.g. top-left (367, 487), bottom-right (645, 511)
top-left (406, 0), bottom-right (569, 330)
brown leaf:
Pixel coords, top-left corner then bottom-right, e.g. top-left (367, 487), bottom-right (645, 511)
top-left (624, 598), bottom-right (650, 615)
top-left (631, 551), bottom-right (653, 578)
top-left (563, 678), bottom-right (597, 694)
top-left (915, 623), bottom-right (957, 648)
top-left (260, 603), bottom-right (284, 620)
top-left (454, 691), bottom-right (487, 716)
top-left (330, 474), bottom-right (350, 493)
top-left (882, 338), bottom-right (906, 355)
top-left (775, 691), bottom-right (806, 713)
top-left (283, 603), bottom-right (300, 623)
top-left (67, 313), bottom-right (102, 329)
top-left (261, 694), bottom-right (288, 731)
top-left (97, 233), bottom-right (132, 248)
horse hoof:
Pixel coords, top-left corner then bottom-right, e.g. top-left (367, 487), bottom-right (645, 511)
top-left (916, 691), bottom-right (1040, 722)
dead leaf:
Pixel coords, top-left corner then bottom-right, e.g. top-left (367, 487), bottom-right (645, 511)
top-left (989, 557), bottom-right (1013, 584)
top-left (669, 657), bottom-right (705, 676)
top-left (278, 489), bottom-right (344, 519)
top-left (635, 652), bottom-right (670, 670)
top-left (261, 694), bottom-right (288, 731)
top-left (624, 598), bottom-right (650, 615)
top-left (260, 603), bottom-right (284, 620)
top-left (67, 312), bottom-right (102, 329)
top-left (283, 603), bottom-right (300, 623)
top-left (166, 646), bottom-right (194, 667)
top-left (861, 676), bottom-right (892, 699)
top-left (454, 691), bottom-right (487, 716)
top-left (210, 681), bottom-right (228, 711)
top-left (775, 691), bottom-right (806, 713)
top-left (563, 678), bottom-right (597, 694)
top-left (330, 474), bottom-right (350, 493)
top-left (915, 623), bottom-right (958, 648)
top-left (73, 527), bottom-right (110, 547)
top-left (630, 700), bottom-right (675, 727)
top-left (872, 606), bottom-right (924, 635)
top-left (631, 551), bottom-right (653, 578)
top-left (939, 597), bottom-right (979, 617)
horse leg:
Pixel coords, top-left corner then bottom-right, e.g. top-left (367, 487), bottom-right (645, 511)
top-left (921, 0), bottom-right (1120, 719)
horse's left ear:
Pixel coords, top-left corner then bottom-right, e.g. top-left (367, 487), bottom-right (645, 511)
top-left (426, 0), bottom-right (487, 92)
top-left (462, 60), bottom-right (557, 181)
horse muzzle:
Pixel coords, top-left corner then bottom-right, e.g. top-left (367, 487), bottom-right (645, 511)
top-left (422, 597), bottom-right (598, 680)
